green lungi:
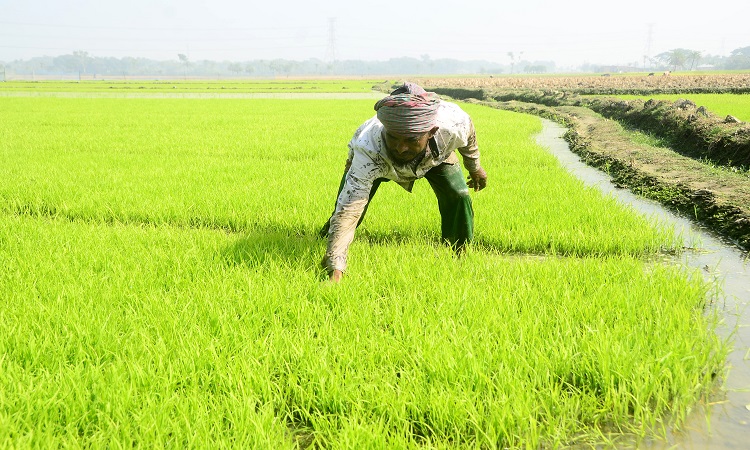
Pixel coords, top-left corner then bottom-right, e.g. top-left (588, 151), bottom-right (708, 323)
top-left (321, 162), bottom-right (474, 250)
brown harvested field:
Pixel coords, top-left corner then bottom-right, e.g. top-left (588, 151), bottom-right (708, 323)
top-left (413, 73), bottom-right (750, 94)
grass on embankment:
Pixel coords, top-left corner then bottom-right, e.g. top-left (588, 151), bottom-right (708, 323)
top-left (610, 93), bottom-right (750, 122)
top-left (0, 97), bottom-right (727, 447)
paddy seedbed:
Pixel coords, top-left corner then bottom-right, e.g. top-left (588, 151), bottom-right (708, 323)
top-left (0, 95), bottom-right (727, 447)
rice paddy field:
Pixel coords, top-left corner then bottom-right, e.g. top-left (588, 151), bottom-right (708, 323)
top-left (0, 84), bottom-right (728, 448)
top-left (0, 79), bottom-right (383, 94)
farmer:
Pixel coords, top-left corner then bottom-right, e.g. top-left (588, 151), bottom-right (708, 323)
top-left (320, 82), bottom-right (488, 283)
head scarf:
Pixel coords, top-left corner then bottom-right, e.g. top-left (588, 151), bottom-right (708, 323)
top-left (374, 82), bottom-right (440, 137)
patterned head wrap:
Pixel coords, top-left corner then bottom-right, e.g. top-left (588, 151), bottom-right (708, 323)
top-left (374, 82), bottom-right (441, 137)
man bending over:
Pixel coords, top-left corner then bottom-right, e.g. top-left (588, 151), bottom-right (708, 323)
top-left (320, 82), bottom-right (488, 282)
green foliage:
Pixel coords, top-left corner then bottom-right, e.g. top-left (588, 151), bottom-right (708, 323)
top-left (654, 49), bottom-right (702, 71)
top-left (0, 96), bottom-right (726, 448)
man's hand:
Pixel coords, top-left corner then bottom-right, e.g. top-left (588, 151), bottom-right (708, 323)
top-left (328, 269), bottom-right (343, 283)
top-left (467, 168), bottom-right (488, 191)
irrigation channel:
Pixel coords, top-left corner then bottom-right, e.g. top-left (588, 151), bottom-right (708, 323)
top-left (537, 119), bottom-right (750, 449)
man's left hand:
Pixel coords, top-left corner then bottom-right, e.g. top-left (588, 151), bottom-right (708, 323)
top-left (467, 168), bottom-right (488, 191)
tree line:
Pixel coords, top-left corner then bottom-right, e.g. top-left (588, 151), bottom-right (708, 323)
top-left (653, 46), bottom-right (750, 71)
top-left (1, 46), bottom-right (748, 79)
top-left (0, 53), bottom-right (556, 79)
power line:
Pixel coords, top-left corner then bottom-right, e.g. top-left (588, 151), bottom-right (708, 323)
top-left (0, 44), bottom-right (326, 54)
top-left (0, 20), bottom-right (327, 32)
top-left (0, 32), bottom-right (328, 43)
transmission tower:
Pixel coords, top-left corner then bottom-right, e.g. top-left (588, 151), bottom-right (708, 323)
top-left (644, 23), bottom-right (654, 69)
top-left (325, 17), bottom-right (337, 65)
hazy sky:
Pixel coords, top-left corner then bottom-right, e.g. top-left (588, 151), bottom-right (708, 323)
top-left (1, 0), bottom-right (748, 68)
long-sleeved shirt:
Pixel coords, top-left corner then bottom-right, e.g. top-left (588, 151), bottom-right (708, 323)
top-left (322, 100), bottom-right (481, 273)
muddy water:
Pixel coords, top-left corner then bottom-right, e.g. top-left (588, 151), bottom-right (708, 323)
top-left (537, 119), bottom-right (750, 449)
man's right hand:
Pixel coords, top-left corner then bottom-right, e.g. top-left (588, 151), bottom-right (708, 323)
top-left (467, 167), bottom-right (488, 191)
top-left (328, 270), bottom-right (343, 283)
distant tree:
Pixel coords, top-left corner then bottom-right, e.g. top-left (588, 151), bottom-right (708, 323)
top-left (687, 50), bottom-right (702, 70)
top-left (177, 54), bottom-right (189, 78)
top-left (200, 60), bottom-right (216, 74)
top-left (643, 55), bottom-right (661, 69)
top-left (53, 54), bottom-right (81, 74)
top-left (509, 51), bottom-right (525, 74)
top-left (524, 64), bottom-right (547, 74)
top-left (227, 63), bottom-right (242, 75)
top-left (244, 64), bottom-right (255, 76)
top-left (726, 46), bottom-right (750, 70)
top-left (670, 49), bottom-right (688, 70)
top-left (269, 59), bottom-right (294, 77)
top-left (283, 61), bottom-right (297, 77)
top-left (72, 50), bottom-right (89, 75)
top-left (122, 56), bottom-right (141, 76)
top-left (656, 49), bottom-right (690, 71)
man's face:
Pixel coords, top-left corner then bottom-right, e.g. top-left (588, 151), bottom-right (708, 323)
top-left (382, 127), bottom-right (437, 163)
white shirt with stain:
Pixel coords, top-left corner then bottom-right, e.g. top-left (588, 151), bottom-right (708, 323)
top-left (323, 100), bottom-right (481, 273)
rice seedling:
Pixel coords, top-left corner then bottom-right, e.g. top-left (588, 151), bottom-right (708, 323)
top-left (0, 94), bottom-right (726, 448)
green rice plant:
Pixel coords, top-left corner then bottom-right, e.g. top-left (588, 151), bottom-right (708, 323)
top-left (363, 104), bottom-right (680, 256)
top-left (0, 214), bottom-right (725, 448)
top-left (0, 97), bottom-right (372, 235)
top-left (0, 96), bottom-right (726, 447)
top-left (0, 98), bottom-right (679, 255)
